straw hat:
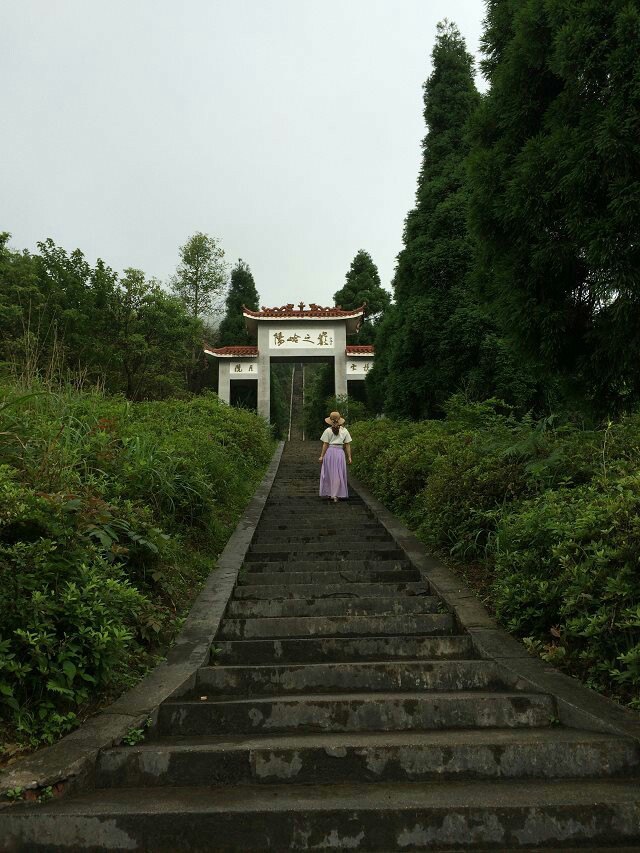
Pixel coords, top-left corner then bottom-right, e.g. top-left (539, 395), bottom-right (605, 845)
top-left (325, 410), bottom-right (345, 426)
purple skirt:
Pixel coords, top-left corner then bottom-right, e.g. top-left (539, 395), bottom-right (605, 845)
top-left (319, 445), bottom-right (349, 499)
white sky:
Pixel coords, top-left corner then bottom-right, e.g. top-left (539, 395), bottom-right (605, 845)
top-left (1, 0), bottom-right (487, 306)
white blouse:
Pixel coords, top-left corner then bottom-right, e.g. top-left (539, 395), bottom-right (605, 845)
top-left (320, 426), bottom-right (352, 445)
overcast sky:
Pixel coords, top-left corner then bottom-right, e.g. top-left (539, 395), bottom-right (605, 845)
top-left (2, 0), bottom-right (487, 307)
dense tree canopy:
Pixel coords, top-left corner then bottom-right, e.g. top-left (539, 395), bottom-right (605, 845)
top-left (217, 259), bottom-right (260, 347)
top-left (333, 250), bottom-right (390, 344)
top-left (368, 21), bottom-right (531, 418)
top-left (469, 0), bottom-right (640, 414)
top-left (0, 234), bottom-right (202, 399)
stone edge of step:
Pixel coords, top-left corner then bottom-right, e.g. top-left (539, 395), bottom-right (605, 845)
top-left (349, 471), bottom-right (640, 746)
top-left (0, 442), bottom-right (287, 804)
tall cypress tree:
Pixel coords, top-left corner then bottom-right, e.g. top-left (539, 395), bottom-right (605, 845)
top-left (334, 250), bottom-right (390, 344)
top-left (217, 259), bottom-right (259, 347)
top-left (469, 0), bottom-right (640, 413)
top-left (370, 21), bottom-right (483, 418)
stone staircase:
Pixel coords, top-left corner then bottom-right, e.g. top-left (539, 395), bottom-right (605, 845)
top-left (3, 441), bottom-right (640, 850)
top-left (289, 363), bottom-right (305, 441)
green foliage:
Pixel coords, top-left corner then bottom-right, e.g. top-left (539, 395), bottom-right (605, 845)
top-left (351, 405), bottom-right (640, 706)
top-left (468, 0), bottom-right (640, 414)
top-left (5, 787), bottom-right (24, 802)
top-left (122, 717), bottom-right (152, 746)
top-left (218, 259), bottom-right (259, 347)
top-left (170, 232), bottom-right (228, 320)
top-left (303, 364), bottom-right (335, 440)
top-left (493, 477), bottom-right (640, 703)
top-left (0, 384), bottom-right (274, 747)
top-left (303, 363), bottom-right (372, 441)
top-left (333, 250), bottom-right (390, 344)
top-left (0, 235), bottom-right (203, 400)
top-left (112, 268), bottom-right (203, 400)
top-left (270, 365), bottom-right (293, 439)
top-left (370, 21), bottom-right (531, 419)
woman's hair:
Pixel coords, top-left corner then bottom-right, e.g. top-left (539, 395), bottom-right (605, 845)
top-left (331, 423), bottom-right (340, 435)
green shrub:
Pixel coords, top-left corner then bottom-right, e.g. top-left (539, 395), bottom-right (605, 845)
top-left (0, 384), bottom-right (274, 747)
top-left (493, 477), bottom-right (640, 705)
top-left (351, 402), bottom-right (640, 708)
top-left (0, 466), bottom-right (155, 744)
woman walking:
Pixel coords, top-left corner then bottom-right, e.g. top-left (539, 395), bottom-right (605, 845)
top-left (319, 410), bottom-right (352, 502)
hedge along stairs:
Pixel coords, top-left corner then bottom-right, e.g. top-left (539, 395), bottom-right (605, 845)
top-left (2, 441), bottom-right (640, 850)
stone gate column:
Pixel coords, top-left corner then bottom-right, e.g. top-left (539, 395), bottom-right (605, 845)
top-left (218, 360), bottom-right (231, 404)
top-left (333, 322), bottom-right (348, 399)
top-left (257, 325), bottom-right (271, 422)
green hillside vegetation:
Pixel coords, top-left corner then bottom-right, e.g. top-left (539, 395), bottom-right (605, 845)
top-left (348, 8), bottom-right (640, 712)
top-left (0, 386), bottom-right (274, 755)
top-left (351, 404), bottom-right (640, 709)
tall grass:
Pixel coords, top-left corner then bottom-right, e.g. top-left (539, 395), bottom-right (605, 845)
top-left (0, 382), bottom-right (274, 753)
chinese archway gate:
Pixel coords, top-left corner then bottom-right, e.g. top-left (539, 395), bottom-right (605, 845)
top-left (204, 303), bottom-right (374, 422)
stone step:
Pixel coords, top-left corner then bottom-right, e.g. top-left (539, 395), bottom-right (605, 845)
top-left (242, 559), bottom-right (413, 573)
top-left (257, 520), bottom-right (379, 530)
top-left (7, 780), bottom-right (639, 850)
top-left (157, 691), bottom-right (556, 736)
top-left (231, 581), bottom-right (431, 600)
top-left (259, 512), bottom-right (372, 523)
top-left (264, 514), bottom-right (370, 520)
top-left (218, 612), bottom-right (455, 640)
top-left (237, 570), bottom-right (422, 586)
top-left (225, 595), bottom-right (443, 619)
top-left (266, 499), bottom-right (366, 507)
top-left (263, 509), bottom-right (368, 516)
top-left (95, 729), bottom-right (640, 789)
top-left (246, 543), bottom-right (404, 560)
top-left (211, 635), bottom-right (476, 665)
top-left (193, 660), bottom-right (506, 696)
top-left (252, 532), bottom-right (392, 544)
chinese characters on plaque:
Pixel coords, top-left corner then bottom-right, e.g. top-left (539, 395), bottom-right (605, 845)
top-left (272, 330), bottom-right (334, 348)
top-left (350, 362), bottom-right (371, 372)
top-left (232, 363), bottom-right (255, 374)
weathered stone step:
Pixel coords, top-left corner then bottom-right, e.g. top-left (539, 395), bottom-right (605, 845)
top-left (157, 691), bottom-right (556, 736)
top-left (258, 515), bottom-right (372, 524)
top-left (194, 660), bottom-right (505, 696)
top-left (257, 520), bottom-right (378, 530)
top-left (96, 729), bottom-right (640, 789)
top-left (231, 581), bottom-right (430, 600)
top-left (211, 635), bottom-right (476, 665)
top-left (246, 543), bottom-right (404, 560)
top-left (238, 570), bottom-right (421, 586)
top-left (266, 498), bottom-right (365, 507)
top-left (228, 658), bottom-right (501, 693)
top-left (242, 559), bottom-right (412, 573)
top-left (226, 595), bottom-right (443, 619)
top-left (252, 532), bottom-right (391, 544)
top-left (7, 779), bottom-right (638, 850)
top-left (262, 509), bottom-right (368, 518)
top-left (218, 612), bottom-right (455, 640)
top-left (259, 512), bottom-right (372, 523)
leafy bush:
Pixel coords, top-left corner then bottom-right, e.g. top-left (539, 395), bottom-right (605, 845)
top-left (351, 403), bottom-right (640, 707)
top-left (493, 477), bottom-right (640, 705)
top-left (0, 385), bottom-right (274, 748)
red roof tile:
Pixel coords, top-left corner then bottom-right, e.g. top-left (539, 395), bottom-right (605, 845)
top-left (243, 303), bottom-right (366, 319)
top-left (204, 345), bottom-right (258, 357)
top-left (346, 345), bottom-right (375, 355)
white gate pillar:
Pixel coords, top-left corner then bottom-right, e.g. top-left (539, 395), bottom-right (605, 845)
top-left (333, 323), bottom-right (348, 399)
top-left (257, 324), bottom-right (271, 422)
top-left (218, 360), bottom-right (231, 404)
